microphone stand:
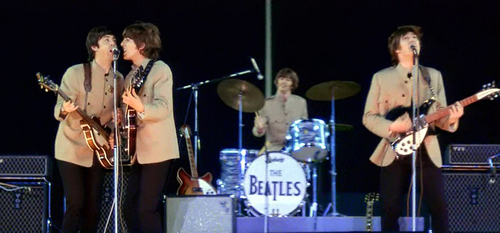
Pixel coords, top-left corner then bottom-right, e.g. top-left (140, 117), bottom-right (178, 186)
top-left (176, 69), bottom-right (253, 167)
top-left (112, 54), bottom-right (120, 233)
top-left (410, 48), bottom-right (420, 232)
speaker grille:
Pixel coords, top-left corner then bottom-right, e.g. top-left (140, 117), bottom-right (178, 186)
top-left (446, 144), bottom-right (500, 165)
top-left (166, 195), bottom-right (235, 233)
top-left (443, 170), bottom-right (500, 232)
top-left (97, 171), bottom-right (129, 233)
top-left (0, 181), bottom-right (48, 233)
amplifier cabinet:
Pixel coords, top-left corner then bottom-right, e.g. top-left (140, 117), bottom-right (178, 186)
top-left (165, 195), bottom-right (235, 233)
top-left (0, 181), bottom-right (50, 233)
top-left (442, 167), bottom-right (500, 232)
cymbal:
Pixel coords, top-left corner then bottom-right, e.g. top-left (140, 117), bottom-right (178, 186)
top-left (217, 79), bottom-right (265, 113)
top-left (306, 81), bottom-right (361, 101)
top-left (330, 123), bottom-right (353, 131)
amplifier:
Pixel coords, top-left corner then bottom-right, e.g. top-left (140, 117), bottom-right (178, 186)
top-left (445, 144), bottom-right (500, 165)
top-left (165, 195), bottom-right (235, 233)
top-left (97, 170), bottom-right (130, 233)
top-left (0, 181), bottom-right (50, 233)
top-left (0, 155), bottom-right (50, 177)
top-left (442, 167), bottom-right (500, 232)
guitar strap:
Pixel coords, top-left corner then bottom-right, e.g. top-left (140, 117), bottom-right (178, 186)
top-left (83, 62), bottom-right (92, 113)
top-left (419, 66), bottom-right (436, 99)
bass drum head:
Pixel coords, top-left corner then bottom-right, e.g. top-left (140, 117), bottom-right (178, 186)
top-left (243, 152), bottom-right (307, 216)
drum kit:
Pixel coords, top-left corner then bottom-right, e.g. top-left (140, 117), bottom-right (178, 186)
top-left (215, 78), bottom-right (361, 217)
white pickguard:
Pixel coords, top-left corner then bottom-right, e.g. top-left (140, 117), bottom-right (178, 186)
top-left (392, 127), bottom-right (429, 155)
top-left (198, 179), bottom-right (217, 195)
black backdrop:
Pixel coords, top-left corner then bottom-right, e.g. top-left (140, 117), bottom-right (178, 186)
top-left (2, 0), bottom-right (500, 229)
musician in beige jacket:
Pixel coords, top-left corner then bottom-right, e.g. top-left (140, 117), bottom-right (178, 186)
top-left (120, 21), bottom-right (179, 233)
top-left (253, 68), bottom-right (308, 152)
top-left (54, 26), bottom-right (124, 232)
top-left (362, 25), bottom-right (463, 232)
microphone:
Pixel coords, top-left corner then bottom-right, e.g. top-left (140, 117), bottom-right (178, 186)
top-left (112, 47), bottom-right (120, 60)
top-left (250, 57), bottom-right (264, 80)
top-left (410, 45), bottom-right (418, 56)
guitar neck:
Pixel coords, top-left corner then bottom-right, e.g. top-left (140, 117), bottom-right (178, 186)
top-left (424, 94), bottom-right (477, 124)
top-left (185, 136), bottom-right (198, 178)
top-left (366, 202), bottom-right (374, 231)
top-left (57, 89), bottom-right (109, 138)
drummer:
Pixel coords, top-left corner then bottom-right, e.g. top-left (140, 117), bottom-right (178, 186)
top-left (252, 68), bottom-right (308, 153)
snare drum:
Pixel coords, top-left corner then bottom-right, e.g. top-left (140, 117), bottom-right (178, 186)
top-left (285, 118), bottom-right (329, 162)
top-left (243, 152), bottom-right (307, 216)
top-left (218, 149), bottom-right (258, 196)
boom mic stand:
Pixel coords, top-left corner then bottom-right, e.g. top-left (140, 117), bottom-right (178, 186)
top-left (176, 69), bottom-right (254, 167)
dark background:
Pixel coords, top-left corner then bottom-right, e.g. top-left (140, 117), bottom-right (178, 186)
top-left (1, 0), bottom-right (499, 230)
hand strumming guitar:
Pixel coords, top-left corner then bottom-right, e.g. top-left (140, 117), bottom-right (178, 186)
top-left (388, 112), bottom-right (412, 133)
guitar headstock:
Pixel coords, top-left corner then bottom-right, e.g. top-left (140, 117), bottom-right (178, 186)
top-left (179, 124), bottom-right (192, 139)
top-left (36, 72), bottom-right (59, 93)
top-left (480, 81), bottom-right (500, 101)
top-left (365, 192), bottom-right (379, 203)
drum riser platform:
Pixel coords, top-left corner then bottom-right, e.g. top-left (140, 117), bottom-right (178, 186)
top-left (236, 216), bottom-right (424, 232)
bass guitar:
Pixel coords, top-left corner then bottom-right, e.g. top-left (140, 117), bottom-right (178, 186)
top-left (176, 125), bottom-right (216, 195)
top-left (386, 82), bottom-right (499, 156)
top-left (37, 72), bottom-right (114, 169)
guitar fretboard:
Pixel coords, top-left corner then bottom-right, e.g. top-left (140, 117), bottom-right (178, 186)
top-left (424, 94), bottom-right (478, 124)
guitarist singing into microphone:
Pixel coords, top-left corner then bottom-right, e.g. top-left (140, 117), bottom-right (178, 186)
top-left (362, 25), bottom-right (463, 233)
top-left (54, 26), bottom-right (124, 233)
top-left (120, 21), bottom-right (179, 233)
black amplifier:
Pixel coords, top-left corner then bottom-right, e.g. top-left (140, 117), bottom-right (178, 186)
top-left (445, 144), bottom-right (500, 165)
top-left (0, 155), bottom-right (50, 178)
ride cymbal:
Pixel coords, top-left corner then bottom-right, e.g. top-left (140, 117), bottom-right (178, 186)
top-left (306, 81), bottom-right (361, 101)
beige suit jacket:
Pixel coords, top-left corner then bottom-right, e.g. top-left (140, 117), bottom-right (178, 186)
top-left (124, 59), bottom-right (179, 164)
top-left (54, 61), bottom-right (124, 167)
top-left (362, 64), bottom-right (459, 167)
top-left (252, 94), bottom-right (308, 151)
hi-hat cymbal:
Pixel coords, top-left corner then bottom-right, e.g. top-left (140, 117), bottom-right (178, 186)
top-left (306, 81), bottom-right (361, 101)
top-left (217, 79), bottom-right (265, 113)
top-left (331, 123), bottom-right (354, 131)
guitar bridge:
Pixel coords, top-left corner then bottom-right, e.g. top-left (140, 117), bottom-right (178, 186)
top-left (192, 187), bottom-right (203, 192)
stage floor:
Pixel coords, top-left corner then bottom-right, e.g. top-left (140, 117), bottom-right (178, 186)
top-left (236, 216), bottom-right (424, 233)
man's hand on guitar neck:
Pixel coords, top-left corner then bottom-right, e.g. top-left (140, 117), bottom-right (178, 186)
top-left (446, 101), bottom-right (464, 125)
top-left (122, 88), bottom-right (144, 113)
top-left (61, 100), bottom-right (78, 116)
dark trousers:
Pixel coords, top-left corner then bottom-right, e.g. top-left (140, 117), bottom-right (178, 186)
top-left (380, 147), bottom-right (449, 233)
top-left (125, 160), bottom-right (171, 233)
top-left (58, 159), bottom-right (105, 233)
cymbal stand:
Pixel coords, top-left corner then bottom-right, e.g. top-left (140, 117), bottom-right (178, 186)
top-left (176, 69), bottom-right (253, 166)
top-left (326, 92), bottom-right (342, 216)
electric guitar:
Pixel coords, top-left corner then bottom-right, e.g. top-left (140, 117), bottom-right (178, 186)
top-left (37, 72), bottom-right (114, 169)
top-left (364, 192), bottom-right (379, 232)
top-left (176, 125), bottom-right (216, 195)
top-left (120, 75), bottom-right (143, 165)
top-left (386, 82), bottom-right (499, 156)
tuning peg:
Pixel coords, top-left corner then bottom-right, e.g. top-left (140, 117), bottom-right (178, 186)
top-left (45, 89), bottom-right (48, 92)
top-left (492, 81), bottom-right (496, 87)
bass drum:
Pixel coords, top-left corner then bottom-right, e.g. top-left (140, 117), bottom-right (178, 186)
top-left (243, 152), bottom-right (307, 216)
